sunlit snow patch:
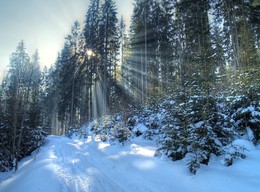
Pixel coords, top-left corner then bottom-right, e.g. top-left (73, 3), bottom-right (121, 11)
top-left (133, 160), bottom-right (156, 170)
top-left (98, 142), bottom-right (110, 150)
top-left (130, 144), bottom-right (155, 157)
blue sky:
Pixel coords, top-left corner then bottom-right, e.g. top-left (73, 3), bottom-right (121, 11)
top-left (0, 0), bottom-right (133, 80)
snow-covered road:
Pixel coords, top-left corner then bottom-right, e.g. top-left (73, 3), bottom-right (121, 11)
top-left (52, 137), bottom-right (155, 192)
top-left (1, 136), bottom-right (260, 192)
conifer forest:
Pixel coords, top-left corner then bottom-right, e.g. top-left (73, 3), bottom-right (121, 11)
top-left (0, 0), bottom-right (259, 174)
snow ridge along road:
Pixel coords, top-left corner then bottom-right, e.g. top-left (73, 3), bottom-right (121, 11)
top-left (0, 136), bottom-right (260, 192)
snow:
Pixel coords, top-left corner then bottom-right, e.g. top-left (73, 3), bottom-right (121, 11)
top-left (232, 139), bottom-right (255, 151)
top-left (133, 123), bottom-right (148, 133)
top-left (246, 127), bottom-right (255, 142)
top-left (169, 100), bottom-right (175, 105)
top-left (194, 121), bottom-right (204, 128)
top-left (1, 136), bottom-right (260, 192)
top-left (233, 105), bottom-right (260, 120)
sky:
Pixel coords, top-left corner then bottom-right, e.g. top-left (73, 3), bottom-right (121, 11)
top-left (0, 0), bottom-right (133, 81)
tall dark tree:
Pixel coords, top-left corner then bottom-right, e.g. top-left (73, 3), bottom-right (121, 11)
top-left (119, 16), bottom-right (126, 79)
top-left (250, 0), bottom-right (260, 50)
top-left (84, 0), bottom-right (100, 52)
top-left (1, 41), bottom-right (46, 171)
top-left (6, 41), bottom-right (30, 170)
top-left (127, 0), bottom-right (152, 103)
top-left (160, 0), bottom-right (176, 93)
top-left (213, 0), bottom-right (258, 69)
top-left (49, 21), bottom-right (87, 133)
top-left (84, 0), bottom-right (101, 119)
top-left (98, 0), bottom-right (119, 113)
top-left (43, 59), bottom-right (61, 135)
top-left (124, 0), bottom-right (178, 101)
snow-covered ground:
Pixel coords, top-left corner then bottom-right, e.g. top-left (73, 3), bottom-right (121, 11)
top-left (1, 135), bottom-right (260, 192)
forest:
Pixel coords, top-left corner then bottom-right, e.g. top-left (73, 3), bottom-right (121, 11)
top-left (0, 0), bottom-right (259, 174)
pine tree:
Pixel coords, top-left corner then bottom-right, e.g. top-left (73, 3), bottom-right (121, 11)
top-left (250, 1), bottom-right (260, 51)
top-left (84, 0), bottom-right (101, 118)
top-left (119, 16), bottom-right (126, 80)
top-left (98, 0), bottom-right (119, 113)
top-left (43, 63), bottom-right (61, 135)
top-left (128, 0), bottom-right (148, 103)
top-left (212, 0), bottom-right (258, 69)
top-left (160, 0), bottom-right (176, 93)
top-left (84, 0), bottom-right (100, 52)
top-left (1, 41), bottom-right (46, 171)
top-left (5, 41), bottom-right (30, 170)
top-left (128, 0), bottom-right (167, 102)
top-left (53, 21), bottom-right (85, 133)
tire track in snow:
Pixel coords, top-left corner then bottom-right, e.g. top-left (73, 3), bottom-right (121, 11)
top-left (52, 138), bottom-right (126, 192)
top-left (53, 139), bottom-right (94, 192)
top-left (77, 139), bottom-right (155, 192)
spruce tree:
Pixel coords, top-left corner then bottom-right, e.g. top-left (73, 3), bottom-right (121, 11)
top-left (212, 0), bottom-right (258, 69)
top-left (160, 0), bottom-right (175, 93)
top-left (0, 41), bottom-right (47, 171)
top-left (98, 0), bottom-right (119, 113)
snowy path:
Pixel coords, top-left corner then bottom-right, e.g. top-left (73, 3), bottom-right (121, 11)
top-left (1, 136), bottom-right (260, 192)
top-left (52, 138), bottom-right (153, 192)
